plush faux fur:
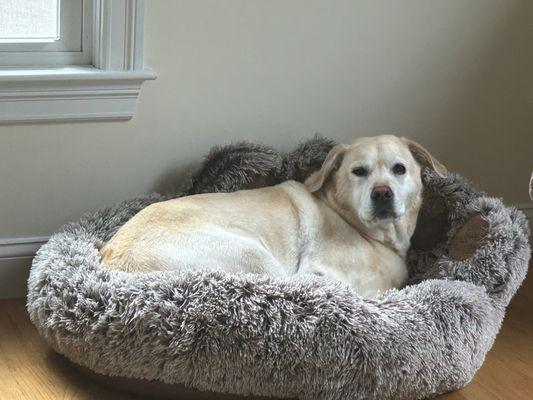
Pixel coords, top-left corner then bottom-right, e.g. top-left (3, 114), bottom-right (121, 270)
top-left (27, 137), bottom-right (530, 400)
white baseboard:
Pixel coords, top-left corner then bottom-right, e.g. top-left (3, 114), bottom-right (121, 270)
top-left (0, 236), bottom-right (49, 259)
top-left (1, 204), bottom-right (532, 300)
top-left (0, 236), bottom-right (48, 300)
top-left (0, 257), bottom-right (34, 300)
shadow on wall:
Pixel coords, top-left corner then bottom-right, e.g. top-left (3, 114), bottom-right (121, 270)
top-left (151, 160), bottom-right (201, 194)
top-left (151, 1), bottom-right (533, 202)
top-left (421, 0), bottom-right (533, 201)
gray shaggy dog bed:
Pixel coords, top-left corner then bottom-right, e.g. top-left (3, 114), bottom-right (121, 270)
top-left (27, 136), bottom-right (530, 400)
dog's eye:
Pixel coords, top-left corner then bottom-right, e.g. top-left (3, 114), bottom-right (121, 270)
top-left (352, 167), bottom-right (368, 177)
top-left (392, 163), bottom-right (406, 175)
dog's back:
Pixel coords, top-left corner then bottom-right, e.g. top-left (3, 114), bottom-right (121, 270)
top-left (100, 182), bottom-right (306, 273)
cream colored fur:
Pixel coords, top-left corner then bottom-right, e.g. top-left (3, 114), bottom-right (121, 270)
top-left (100, 135), bottom-right (446, 298)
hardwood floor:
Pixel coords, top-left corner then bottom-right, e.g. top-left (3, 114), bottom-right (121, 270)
top-left (1, 272), bottom-right (532, 400)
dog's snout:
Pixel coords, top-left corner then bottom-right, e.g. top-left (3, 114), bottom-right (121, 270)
top-left (371, 186), bottom-right (395, 219)
top-left (371, 186), bottom-right (393, 202)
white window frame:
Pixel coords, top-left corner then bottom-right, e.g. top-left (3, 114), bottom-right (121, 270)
top-left (0, 0), bottom-right (92, 66)
top-left (0, 0), bottom-right (156, 123)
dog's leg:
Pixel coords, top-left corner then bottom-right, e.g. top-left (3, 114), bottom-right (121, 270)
top-left (143, 232), bottom-right (290, 278)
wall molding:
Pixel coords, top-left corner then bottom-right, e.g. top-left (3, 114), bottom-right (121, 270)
top-left (0, 0), bottom-right (155, 124)
top-left (0, 236), bottom-right (49, 300)
top-left (0, 236), bottom-right (49, 259)
top-left (0, 66), bottom-right (156, 123)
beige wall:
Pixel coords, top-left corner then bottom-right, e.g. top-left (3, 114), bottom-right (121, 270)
top-left (1, 0), bottom-right (532, 239)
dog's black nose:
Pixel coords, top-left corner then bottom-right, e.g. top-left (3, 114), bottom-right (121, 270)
top-left (371, 186), bottom-right (393, 202)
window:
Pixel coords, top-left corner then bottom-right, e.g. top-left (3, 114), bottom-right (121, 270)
top-left (0, 0), bottom-right (60, 43)
top-left (0, 0), bottom-right (92, 66)
top-left (0, 0), bottom-right (155, 123)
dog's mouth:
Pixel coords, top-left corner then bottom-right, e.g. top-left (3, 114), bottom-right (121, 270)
top-left (372, 207), bottom-right (398, 220)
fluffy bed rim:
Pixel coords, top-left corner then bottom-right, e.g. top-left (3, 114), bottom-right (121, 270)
top-left (27, 138), bottom-right (530, 400)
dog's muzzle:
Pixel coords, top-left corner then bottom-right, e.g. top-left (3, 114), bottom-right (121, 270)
top-left (371, 186), bottom-right (396, 219)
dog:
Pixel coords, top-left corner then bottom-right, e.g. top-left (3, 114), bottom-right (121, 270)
top-left (100, 135), bottom-right (446, 297)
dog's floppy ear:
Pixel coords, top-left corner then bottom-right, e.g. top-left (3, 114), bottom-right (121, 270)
top-left (304, 144), bottom-right (347, 192)
top-left (401, 137), bottom-right (447, 178)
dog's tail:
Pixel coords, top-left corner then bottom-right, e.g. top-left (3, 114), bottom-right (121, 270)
top-left (99, 243), bottom-right (151, 273)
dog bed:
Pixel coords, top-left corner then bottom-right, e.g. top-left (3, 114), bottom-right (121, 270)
top-left (27, 137), bottom-right (530, 400)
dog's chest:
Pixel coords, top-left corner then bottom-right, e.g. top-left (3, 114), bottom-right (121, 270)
top-left (350, 248), bottom-right (407, 296)
top-left (315, 240), bottom-right (408, 297)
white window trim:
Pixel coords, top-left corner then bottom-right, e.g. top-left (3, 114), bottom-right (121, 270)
top-left (0, 0), bottom-right (92, 65)
top-left (0, 0), bottom-right (156, 123)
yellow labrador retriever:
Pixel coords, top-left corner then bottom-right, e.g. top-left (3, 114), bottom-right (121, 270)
top-left (100, 135), bottom-right (446, 297)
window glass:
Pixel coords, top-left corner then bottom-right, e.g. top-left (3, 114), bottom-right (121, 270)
top-left (0, 0), bottom-right (60, 43)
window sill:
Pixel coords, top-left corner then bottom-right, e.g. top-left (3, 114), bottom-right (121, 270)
top-left (0, 66), bottom-right (156, 123)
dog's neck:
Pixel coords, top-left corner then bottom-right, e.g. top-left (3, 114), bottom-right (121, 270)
top-left (317, 183), bottom-right (418, 257)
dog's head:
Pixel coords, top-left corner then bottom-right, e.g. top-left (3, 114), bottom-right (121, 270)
top-left (305, 135), bottom-right (446, 231)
